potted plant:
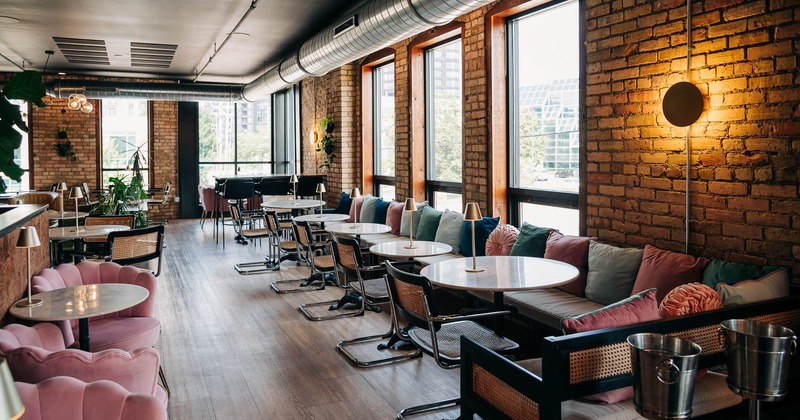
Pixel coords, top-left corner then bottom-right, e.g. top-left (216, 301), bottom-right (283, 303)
top-left (90, 144), bottom-right (150, 227)
top-left (54, 128), bottom-right (76, 158)
top-left (0, 70), bottom-right (47, 193)
top-left (316, 116), bottom-right (336, 169)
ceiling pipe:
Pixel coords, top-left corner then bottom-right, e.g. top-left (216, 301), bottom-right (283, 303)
top-left (192, 0), bottom-right (261, 82)
top-left (46, 79), bottom-right (243, 102)
top-left (241, 0), bottom-right (494, 101)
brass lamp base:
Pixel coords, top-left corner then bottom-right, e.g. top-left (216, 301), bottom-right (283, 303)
top-left (465, 268), bottom-right (484, 273)
top-left (404, 245), bottom-right (418, 249)
top-left (16, 298), bottom-right (43, 307)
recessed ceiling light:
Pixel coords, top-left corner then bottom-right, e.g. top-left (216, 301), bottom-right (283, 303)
top-left (0, 16), bottom-right (21, 24)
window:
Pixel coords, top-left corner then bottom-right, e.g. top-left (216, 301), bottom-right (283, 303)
top-left (5, 100), bottom-right (29, 191)
top-left (508, 0), bottom-right (580, 234)
top-left (101, 99), bottom-right (149, 187)
top-left (425, 39), bottom-right (462, 211)
top-left (198, 98), bottom-right (273, 185)
top-left (373, 62), bottom-right (395, 200)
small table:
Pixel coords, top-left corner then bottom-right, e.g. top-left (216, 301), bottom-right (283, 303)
top-left (9, 283), bottom-right (149, 351)
top-left (293, 213), bottom-right (349, 229)
top-left (370, 240), bottom-right (452, 260)
top-left (48, 210), bottom-right (89, 223)
top-left (49, 225), bottom-right (129, 241)
top-left (261, 199), bottom-right (324, 211)
top-left (421, 256), bottom-right (579, 333)
top-left (325, 222), bottom-right (392, 238)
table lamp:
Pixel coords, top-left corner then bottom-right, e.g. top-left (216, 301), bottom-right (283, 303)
top-left (290, 174), bottom-right (299, 201)
top-left (0, 358), bottom-right (24, 420)
top-left (15, 226), bottom-right (42, 308)
top-left (69, 186), bottom-right (83, 232)
top-left (463, 202), bottom-right (484, 273)
top-left (316, 183), bottom-right (326, 217)
top-left (403, 198), bottom-right (417, 249)
top-left (350, 187), bottom-right (361, 228)
top-left (58, 182), bottom-right (68, 217)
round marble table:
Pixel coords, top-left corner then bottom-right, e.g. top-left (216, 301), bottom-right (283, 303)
top-left (261, 199), bottom-right (324, 210)
top-left (48, 210), bottom-right (89, 222)
top-left (325, 222), bottom-right (391, 237)
top-left (49, 225), bottom-right (130, 241)
top-left (9, 283), bottom-right (149, 351)
top-left (370, 240), bottom-right (452, 260)
top-left (293, 213), bottom-right (349, 224)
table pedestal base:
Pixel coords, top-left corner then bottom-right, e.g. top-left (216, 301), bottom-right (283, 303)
top-left (78, 318), bottom-right (90, 351)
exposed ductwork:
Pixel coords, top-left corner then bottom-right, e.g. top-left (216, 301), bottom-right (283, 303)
top-left (40, 0), bottom-right (491, 102)
top-left (241, 0), bottom-right (493, 101)
top-left (46, 79), bottom-right (244, 102)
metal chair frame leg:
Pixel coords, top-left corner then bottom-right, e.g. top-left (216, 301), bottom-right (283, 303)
top-left (337, 321), bottom-right (422, 367)
top-left (397, 397), bottom-right (459, 419)
top-left (158, 365), bottom-right (170, 397)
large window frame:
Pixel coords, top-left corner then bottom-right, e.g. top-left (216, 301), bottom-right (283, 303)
top-left (100, 98), bottom-right (152, 188)
top-left (424, 37), bottom-right (463, 210)
top-left (506, 0), bottom-right (584, 233)
top-left (372, 61), bottom-right (396, 200)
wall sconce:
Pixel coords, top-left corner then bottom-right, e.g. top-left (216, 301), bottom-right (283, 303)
top-left (309, 130), bottom-right (317, 145)
top-left (663, 81), bottom-right (703, 127)
top-left (67, 93), bottom-right (93, 113)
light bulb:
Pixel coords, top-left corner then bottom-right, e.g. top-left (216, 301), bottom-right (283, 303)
top-left (80, 101), bottom-right (93, 113)
top-left (77, 94), bottom-right (87, 104)
top-left (68, 96), bottom-right (81, 110)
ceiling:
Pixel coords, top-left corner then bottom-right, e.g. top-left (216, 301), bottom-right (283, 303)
top-left (0, 0), bottom-right (359, 84)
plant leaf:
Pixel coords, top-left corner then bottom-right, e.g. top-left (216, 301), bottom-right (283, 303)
top-left (0, 159), bottom-right (23, 182)
top-left (0, 96), bottom-right (29, 133)
top-left (3, 71), bottom-right (47, 107)
top-left (0, 124), bottom-right (23, 157)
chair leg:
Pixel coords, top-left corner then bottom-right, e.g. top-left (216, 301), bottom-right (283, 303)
top-left (337, 326), bottom-right (422, 368)
top-left (299, 298), bottom-right (364, 321)
top-left (158, 365), bottom-right (170, 397)
top-left (397, 397), bottom-right (459, 419)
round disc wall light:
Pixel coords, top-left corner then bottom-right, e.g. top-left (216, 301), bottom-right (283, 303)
top-left (662, 81), bottom-right (703, 127)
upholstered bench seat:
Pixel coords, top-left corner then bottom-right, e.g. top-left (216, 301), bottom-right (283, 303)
top-left (77, 317), bottom-right (161, 353)
top-left (505, 289), bottom-right (606, 331)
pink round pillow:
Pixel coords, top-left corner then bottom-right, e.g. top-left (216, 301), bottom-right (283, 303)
top-left (485, 224), bottom-right (520, 256)
top-left (658, 282), bottom-right (722, 318)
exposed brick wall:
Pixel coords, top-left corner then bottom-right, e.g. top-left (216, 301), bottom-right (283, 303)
top-left (584, 0), bottom-right (800, 281)
top-left (149, 101), bottom-right (179, 220)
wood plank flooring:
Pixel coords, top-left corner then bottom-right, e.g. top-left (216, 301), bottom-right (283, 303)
top-left (157, 220), bottom-right (460, 419)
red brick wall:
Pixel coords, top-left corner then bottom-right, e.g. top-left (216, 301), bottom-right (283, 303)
top-left (149, 101), bottom-right (179, 220)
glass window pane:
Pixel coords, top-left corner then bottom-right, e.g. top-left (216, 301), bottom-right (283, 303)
top-left (433, 191), bottom-right (462, 212)
top-left (101, 99), bottom-right (149, 187)
top-left (378, 184), bottom-right (396, 202)
top-left (512, 1), bottom-right (579, 193)
top-left (374, 63), bottom-right (395, 177)
top-left (199, 102), bottom-right (235, 163)
top-left (199, 164), bottom-right (235, 186)
top-left (236, 100), bottom-right (271, 163)
top-left (427, 40), bottom-right (462, 183)
top-left (6, 100), bottom-right (29, 191)
top-left (520, 202), bottom-right (578, 236)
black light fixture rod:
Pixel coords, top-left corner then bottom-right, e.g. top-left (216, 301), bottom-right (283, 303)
top-left (684, 0), bottom-right (692, 254)
top-left (193, 0), bottom-right (261, 82)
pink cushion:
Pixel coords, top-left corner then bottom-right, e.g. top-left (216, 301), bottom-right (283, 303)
top-left (71, 317), bottom-right (161, 352)
top-left (631, 244), bottom-right (710, 304)
top-left (348, 196), bottom-right (364, 223)
top-left (561, 288), bottom-right (660, 404)
top-left (386, 201), bottom-right (404, 235)
top-left (658, 283), bottom-right (722, 318)
top-left (485, 224), bottom-right (519, 256)
top-left (16, 377), bottom-right (167, 420)
top-left (544, 231), bottom-right (593, 296)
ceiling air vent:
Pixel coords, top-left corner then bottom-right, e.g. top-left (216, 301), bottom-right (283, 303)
top-left (53, 37), bottom-right (109, 65)
top-left (333, 15), bottom-right (358, 38)
top-left (130, 42), bottom-right (177, 68)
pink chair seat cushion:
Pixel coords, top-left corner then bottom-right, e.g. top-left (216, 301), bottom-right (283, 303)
top-left (71, 317), bottom-right (161, 352)
top-left (16, 377), bottom-right (167, 420)
top-left (485, 224), bottom-right (519, 256)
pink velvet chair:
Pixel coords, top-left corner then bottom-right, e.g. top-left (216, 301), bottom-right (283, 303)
top-left (16, 376), bottom-right (166, 420)
top-left (0, 323), bottom-right (167, 407)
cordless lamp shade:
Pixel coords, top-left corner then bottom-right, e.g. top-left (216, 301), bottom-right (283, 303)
top-left (58, 182), bottom-right (68, 192)
top-left (69, 186), bottom-right (84, 200)
top-left (403, 197), bottom-right (415, 212)
top-left (316, 183), bottom-right (326, 194)
top-left (0, 358), bottom-right (24, 420)
top-left (463, 203), bottom-right (483, 273)
top-left (350, 188), bottom-right (361, 225)
top-left (404, 198), bottom-right (417, 249)
top-left (290, 175), bottom-right (299, 200)
top-left (350, 187), bottom-right (361, 198)
top-left (15, 226), bottom-right (42, 308)
top-left (289, 174), bottom-right (299, 184)
top-left (58, 182), bottom-right (68, 216)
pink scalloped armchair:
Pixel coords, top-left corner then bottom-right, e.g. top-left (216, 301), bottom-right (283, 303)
top-left (16, 376), bottom-right (166, 420)
top-left (0, 323), bottom-right (168, 407)
top-left (31, 262), bottom-right (161, 352)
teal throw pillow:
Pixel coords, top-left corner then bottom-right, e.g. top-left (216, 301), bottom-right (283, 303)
top-left (702, 259), bottom-right (784, 289)
top-left (460, 216), bottom-right (500, 257)
top-left (434, 210), bottom-right (464, 254)
top-left (359, 195), bottom-right (379, 223)
top-left (400, 202), bottom-right (427, 237)
top-left (509, 222), bottom-right (552, 257)
top-left (373, 199), bottom-right (390, 224)
top-left (416, 205), bottom-right (443, 241)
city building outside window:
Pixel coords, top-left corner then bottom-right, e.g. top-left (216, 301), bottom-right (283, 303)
top-left (101, 99), bottom-right (149, 187)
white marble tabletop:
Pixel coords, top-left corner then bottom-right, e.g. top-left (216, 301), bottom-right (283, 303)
top-left (326, 222), bottom-right (391, 236)
top-left (420, 256), bottom-right (579, 292)
top-left (261, 199), bottom-right (324, 209)
top-left (370, 240), bottom-right (453, 259)
top-left (49, 224), bottom-right (129, 240)
top-left (48, 210), bottom-right (89, 221)
top-left (293, 213), bottom-right (349, 223)
top-left (9, 283), bottom-right (149, 322)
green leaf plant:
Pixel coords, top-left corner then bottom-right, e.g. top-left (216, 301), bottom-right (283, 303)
top-left (315, 116), bottom-right (336, 170)
top-left (0, 70), bottom-right (47, 193)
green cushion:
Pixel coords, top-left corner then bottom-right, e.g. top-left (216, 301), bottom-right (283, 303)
top-left (434, 210), bottom-right (464, 254)
top-left (416, 205), bottom-right (443, 241)
top-left (702, 259), bottom-right (784, 289)
top-left (584, 241), bottom-right (644, 305)
top-left (359, 195), bottom-right (379, 223)
top-left (400, 202), bottom-right (427, 237)
top-left (509, 222), bottom-right (552, 257)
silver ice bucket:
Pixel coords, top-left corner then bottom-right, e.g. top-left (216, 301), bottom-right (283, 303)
top-left (628, 333), bottom-right (702, 420)
top-left (719, 319), bottom-right (797, 401)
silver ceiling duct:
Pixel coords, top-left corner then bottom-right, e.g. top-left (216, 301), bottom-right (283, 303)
top-left (46, 79), bottom-right (244, 102)
top-left (242, 0), bottom-right (493, 101)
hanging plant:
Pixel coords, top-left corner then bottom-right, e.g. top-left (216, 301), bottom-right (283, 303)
top-left (54, 128), bottom-right (76, 158)
top-left (316, 116), bottom-right (336, 169)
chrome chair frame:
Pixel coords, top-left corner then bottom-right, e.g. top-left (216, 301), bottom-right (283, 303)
top-left (271, 220), bottom-right (331, 294)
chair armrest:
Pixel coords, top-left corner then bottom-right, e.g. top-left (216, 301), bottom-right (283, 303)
top-left (5, 346), bottom-right (161, 396)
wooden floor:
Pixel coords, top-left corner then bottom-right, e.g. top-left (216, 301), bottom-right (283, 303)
top-left (157, 219), bottom-right (460, 419)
